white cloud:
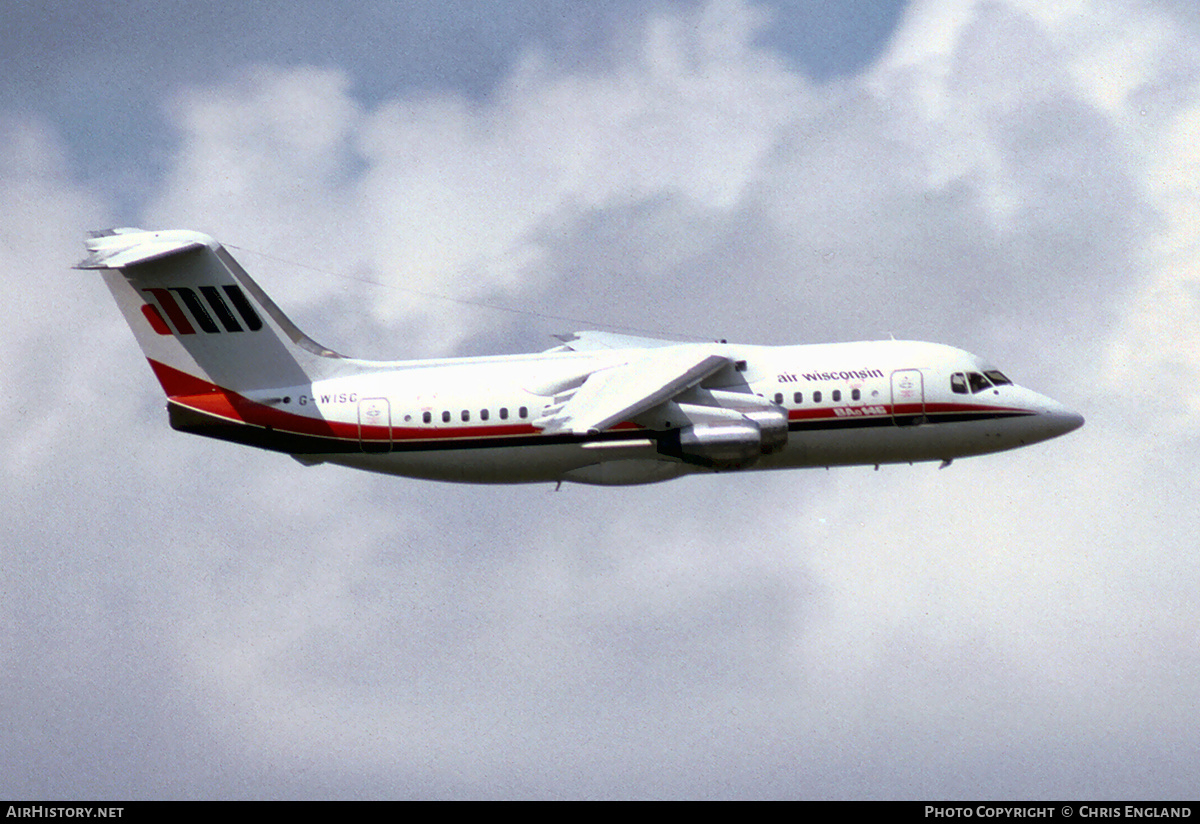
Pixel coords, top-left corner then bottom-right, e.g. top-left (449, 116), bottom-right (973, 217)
top-left (1104, 31), bottom-right (1200, 431)
top-left (353, 0), bottom-right (808, 351)
top-left (0, 116), bottom-right (119, 479)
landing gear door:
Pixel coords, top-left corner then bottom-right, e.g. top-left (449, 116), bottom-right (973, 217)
top-left (890, 369), bottom-right (925, 427)
top-left (358, 397), bottom-right (392, 453)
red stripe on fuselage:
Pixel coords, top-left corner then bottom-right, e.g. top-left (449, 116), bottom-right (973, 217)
top-left (146, 360), bottom-right (545, 445)
top-left (786, 401), bottom-right (1030, 422)
top-left (148, 359), bottom-right (341, 438)
top-left (148, 359), bottom-right (223, 397)
top-left (148, 360), bottom-right (1035, 452)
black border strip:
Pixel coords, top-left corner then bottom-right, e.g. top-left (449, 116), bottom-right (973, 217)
top-left (790, 409), bottom-right (1033, 432)
top-left (169, 402), bottom-right (1037, 457)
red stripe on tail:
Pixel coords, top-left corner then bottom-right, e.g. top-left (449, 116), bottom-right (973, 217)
top-left (141, 304), bottom-right (172, 335)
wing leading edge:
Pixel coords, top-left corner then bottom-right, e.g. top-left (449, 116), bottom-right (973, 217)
top-left (548, 331), bottom-right (681, 352)
top-left (535, 345), bottom-right (734, 435)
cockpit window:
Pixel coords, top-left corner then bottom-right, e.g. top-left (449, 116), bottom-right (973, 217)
top-left (954, 370), bottom-right (1010, 394)
top-left (967, 372), bottom-right (993, 393)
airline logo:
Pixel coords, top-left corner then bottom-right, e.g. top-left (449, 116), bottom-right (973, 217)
top-left (140, 284), bottom-right (263, 335)
top-left (800, 369), bottom-right (885, 382)
top-left (777, 369), bottom-right (886, 383)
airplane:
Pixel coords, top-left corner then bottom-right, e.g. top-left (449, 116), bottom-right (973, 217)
top-left (78, 228), bottom-right (1084, 486)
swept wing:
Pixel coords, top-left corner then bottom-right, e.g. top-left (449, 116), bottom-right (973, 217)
top-left (535, 345), bottom-right (734, 435)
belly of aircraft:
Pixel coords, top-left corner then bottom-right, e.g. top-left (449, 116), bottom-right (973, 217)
top-left (314, 414), bottom-right (1032, 484)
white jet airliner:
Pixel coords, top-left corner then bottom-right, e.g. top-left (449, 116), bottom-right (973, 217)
top-left (79, 228), bottom-right (1083, 485)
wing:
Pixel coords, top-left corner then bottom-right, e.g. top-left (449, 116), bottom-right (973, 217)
top-left (546, 331), bottom-right (681, 352)
top-left (535, 345), bottom-right (733, 435)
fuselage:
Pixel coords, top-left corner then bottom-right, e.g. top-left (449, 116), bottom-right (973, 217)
top-left (176, 339), bottom-right (1083, 485)
top-left (80, 228), bottom-right (1083, 487)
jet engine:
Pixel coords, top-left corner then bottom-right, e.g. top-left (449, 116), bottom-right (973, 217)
top-left (738, 407), bottom-right (788, 454)
top-left (659, 406), bottom-right (789, 470)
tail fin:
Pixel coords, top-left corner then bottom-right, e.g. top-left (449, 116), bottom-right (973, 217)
top-left (78, 228), bottom-right (341, 396)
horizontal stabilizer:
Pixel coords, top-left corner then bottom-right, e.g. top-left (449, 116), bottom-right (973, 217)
top-left (74, 228), bottom-right (211, 270)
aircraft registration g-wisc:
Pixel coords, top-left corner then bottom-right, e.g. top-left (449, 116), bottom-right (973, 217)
top-left (79, 228), bottom-right (1084, 486)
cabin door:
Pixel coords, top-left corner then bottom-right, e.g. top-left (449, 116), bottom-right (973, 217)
top-left (358, 397), bottom-right (392, 453)
top-left (890, 370), bottom-right (925, 427)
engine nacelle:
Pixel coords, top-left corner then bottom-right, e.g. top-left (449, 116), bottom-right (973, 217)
top-left (662, 422), bottom-right (765, 470)
top-left (738, 407), bottom-right (788, 454)
top-left (652, 395), bottom-right (791, 470)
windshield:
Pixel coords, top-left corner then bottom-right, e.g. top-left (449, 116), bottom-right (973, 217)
top-left (951, 370), bottom-right (1010, 395)
top-left (968, 372), bottom-right (992, 393)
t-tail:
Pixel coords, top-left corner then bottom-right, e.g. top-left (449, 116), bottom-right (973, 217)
top-left (77, 228), bottom-right (343, 442)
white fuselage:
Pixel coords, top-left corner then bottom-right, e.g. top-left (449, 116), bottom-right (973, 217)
top-left (220, 339), bottom-right (1082, 485)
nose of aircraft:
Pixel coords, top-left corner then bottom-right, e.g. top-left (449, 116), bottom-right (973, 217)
top-left (1031, 395), bottom-right (1084, 442)
top-left (1045, 407), bottom-right (1085, 437)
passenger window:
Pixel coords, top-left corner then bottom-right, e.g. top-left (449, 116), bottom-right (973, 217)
top-left (461, 410), bottom-right (470, 422)
top-left (832, 390), bottom-right (842, 402)
top-left (813, 391), bottom-right (822, 403)
top-left (442, 411), bottom-right (451, 423)
top-left (793, 392), bottom-right (803, 404)
top-left (851, 388), bottom-right (861, 401)
top-left (951, 373), bottom-right (968, 394)
top-left (480, 409), bottom-right (489, 421)
top-left (774, 392), bottom-right (784, 405)
top-left (423, 411), bottom-right (432, 424)
top-left (519, 406), bottom-right (528, 418)
top-left (500, 407), bottom-right (509, 420)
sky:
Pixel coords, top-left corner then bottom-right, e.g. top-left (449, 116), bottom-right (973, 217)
top-left (2, 0), bottom-right (1198, 800)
